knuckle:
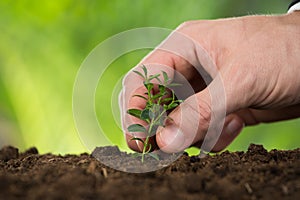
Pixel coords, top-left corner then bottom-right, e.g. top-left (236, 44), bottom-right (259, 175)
top-left (198, 99), bottom-right (212, 129)
top-left (184, 97), bottom-right (211, 131)
top-left (180, 97), bottom-right (212, 145)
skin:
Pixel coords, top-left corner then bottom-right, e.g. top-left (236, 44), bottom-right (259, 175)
top-left (120, 12), bottom-right (300, 153)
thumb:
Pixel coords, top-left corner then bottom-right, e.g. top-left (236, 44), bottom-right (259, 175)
top-left (156, 89), bottom-right (212, 153)
top-left (156, 75), bottom-right (242, 153)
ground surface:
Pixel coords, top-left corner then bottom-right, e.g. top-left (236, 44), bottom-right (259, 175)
top-left (0, 144), bottom-right (299, 200)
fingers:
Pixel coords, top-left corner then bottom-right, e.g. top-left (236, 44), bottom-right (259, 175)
top-left (156, 74), bottom-right (242, 153)
top-left (120, 49), bottom-right (197, 152)
top-left (209, 114), bottom-right (244, 152)
top-left (209, 104), bottom-right (300, 152)
top-left (155, 99), bottom-right (244, 153)
top-left (156, 88), bottom-right (212, 153)
top-left (125, 134), bottom-right (158, 153)
top-left (124, 84), bottom-right (172, 152)
top-left (191, 104), bottom-right (300, 153)
top-left (241, 104), bottom-right (300, 125)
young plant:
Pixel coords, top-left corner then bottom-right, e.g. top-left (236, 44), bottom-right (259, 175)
top-left (127, 65), bottom-right (182, 162)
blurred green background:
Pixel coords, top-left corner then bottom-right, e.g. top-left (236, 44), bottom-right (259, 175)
top-left (0, 0), bottom-right (299, 154)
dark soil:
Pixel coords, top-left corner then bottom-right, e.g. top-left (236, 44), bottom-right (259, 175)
top-left (0, 144), bottom-right (299, 200)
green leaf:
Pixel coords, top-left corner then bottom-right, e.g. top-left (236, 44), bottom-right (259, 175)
top-left (133, 70), bottom-right (145, 79)
top-left (159, 84), bottom-right (166, 94)
top-left (141, 65), bottom-right (148, 78)
top-left (163, 104), bottom-right (168, 110)
top-left (148, 152), bottom-right (160, 161)
top-left (167, 103), bottom-right (178, 110)
top-left (127, 124), bottom-right (147, 133)
top-left (162, 71), bottom-right (169, 84)
top-left (132, 152), bottom-right (142, 158)
top-left (127, 109), bottom-right (142, 119)
top-left (152, 93), bottom-right (164, 100)
top-left (130, 137), bottom-right (145, 144)
top-left (150, 106), bottom-right (158, 117)
top-left (161, 97), bottom-right (173, 103)
top-left (146, 101), bottom-right (153, 107)
top-left (172, 90), bottom-right (176, 101)
top-left (148, 74), bottom-right (160, 81)
top-left (144, 82), bottom-right (154, 93)
top-left (158, 117), bottom-right (165, 126)
top-left (132, 94), bottom-right (148, 101)
top-left (149, 125), bottom-right (159, 135)
top-left (152, 104), bottom-right (161, 113)
top-left (155, 77), bottom-right (162, 84)
top-left (174, 99), bottom-right (183, 103)
top-left (149, 109), bottom-right (155, 119)
top-left (141, 109), bottom-right (150, 120)
top-left (168, 83), bottom-right (182, 87)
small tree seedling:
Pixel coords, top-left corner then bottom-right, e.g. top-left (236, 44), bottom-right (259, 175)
top-left (127, 65), bottom-right (183, 162)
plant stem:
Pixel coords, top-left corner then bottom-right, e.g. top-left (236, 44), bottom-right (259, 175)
top-left (141, 136), bottom-right (150, 163)
top-left (141, 109), bottom-right (167, 162)
top-left (148, 110), bottom-right (166, 136)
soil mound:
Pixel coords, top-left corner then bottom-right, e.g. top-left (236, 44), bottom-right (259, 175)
top-left (0, 144), bottom-right (299, 199)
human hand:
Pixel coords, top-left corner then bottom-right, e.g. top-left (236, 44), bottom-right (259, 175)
top-left (120, 12), bottom-right (300, 153)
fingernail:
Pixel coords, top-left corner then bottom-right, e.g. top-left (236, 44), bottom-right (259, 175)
top-left (157, 125), bottom-right (185, 153)
top-left (225, 118), bottom-right (244, 136)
